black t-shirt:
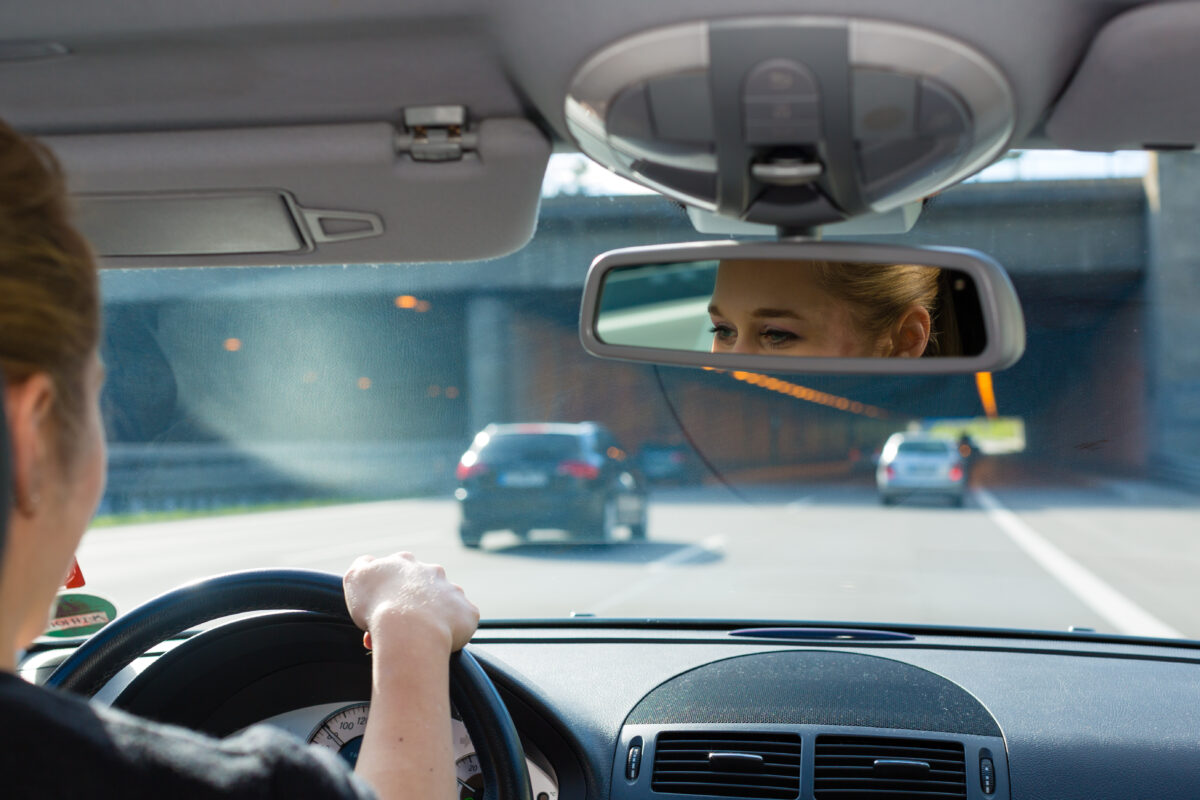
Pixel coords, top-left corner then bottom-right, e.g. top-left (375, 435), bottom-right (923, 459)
top-left (0, 671), bottom-right (378, 799)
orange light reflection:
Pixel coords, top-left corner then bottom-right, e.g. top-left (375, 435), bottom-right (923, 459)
top-left (725, 370), bottom-right (887, 419)
top-left (975, 372), bottom-right (998, 419)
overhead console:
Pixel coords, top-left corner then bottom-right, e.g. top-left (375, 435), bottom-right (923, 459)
top-left (565, 18), bottom-right (1014, 230)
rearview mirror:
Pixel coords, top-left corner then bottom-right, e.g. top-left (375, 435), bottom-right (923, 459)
top-left (580, 241), bottom-right (1024, 374)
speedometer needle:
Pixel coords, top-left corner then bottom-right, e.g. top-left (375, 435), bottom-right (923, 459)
top-left (457, 778), bottom-right (474, 794)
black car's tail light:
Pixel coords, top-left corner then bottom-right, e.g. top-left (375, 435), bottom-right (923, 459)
top-left (556, 460), bottom-right (600, 480)
top-left (456, 461), bottom-right (488, 480)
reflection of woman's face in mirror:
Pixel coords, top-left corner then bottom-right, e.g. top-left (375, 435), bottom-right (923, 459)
top-left (707, 259), bottom-right (934, 357)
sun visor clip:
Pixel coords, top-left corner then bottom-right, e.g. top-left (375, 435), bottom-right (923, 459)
top-left (395, 105), bottom-right (479, 162)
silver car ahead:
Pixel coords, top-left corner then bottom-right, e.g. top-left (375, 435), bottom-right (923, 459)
top-left (877, 433), bottom-right (967, 507)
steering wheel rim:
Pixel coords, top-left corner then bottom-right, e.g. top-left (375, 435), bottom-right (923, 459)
top-left (45, 568), bottom-right (532, 800)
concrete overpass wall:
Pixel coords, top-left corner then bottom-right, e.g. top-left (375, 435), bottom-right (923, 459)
top-left (863, 180), bottom-right (1146, 276)
top-left (1146, 154), bottom-right (1200, 485)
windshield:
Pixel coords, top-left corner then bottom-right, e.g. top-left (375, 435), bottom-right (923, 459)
top-left (80, 149), bottom-right (1200, 640)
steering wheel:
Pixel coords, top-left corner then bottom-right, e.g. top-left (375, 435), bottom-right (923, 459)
top-left (46, 568), bottom-right (533, 800)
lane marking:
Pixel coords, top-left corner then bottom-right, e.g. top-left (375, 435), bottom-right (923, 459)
top-left (975, 488), bottom-right (1182, 638)
top-left (589, 535), bottom-right (727, 614)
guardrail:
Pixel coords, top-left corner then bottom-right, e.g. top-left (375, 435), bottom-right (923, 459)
top-left (100, 440), bottom-right (465, 513)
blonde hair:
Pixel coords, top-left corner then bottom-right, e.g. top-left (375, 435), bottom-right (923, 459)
top-left (0, 119), bottom-right (101, 457)
top-left (811, 261), bottom-right (949, 355)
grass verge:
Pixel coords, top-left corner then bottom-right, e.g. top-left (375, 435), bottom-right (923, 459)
top-left (89, 497), bottom-right (362, 529)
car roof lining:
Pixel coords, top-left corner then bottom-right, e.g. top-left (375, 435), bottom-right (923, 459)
top-left (2, 20), bottom-right (527, 137)
top-left (0, 0), bottom-right (1173, 267)
top-left (1, 0), bottom-right (1149, 144)
top-left (1046, 2), bottom-right (1200, 151)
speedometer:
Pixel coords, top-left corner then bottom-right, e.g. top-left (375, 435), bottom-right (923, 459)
top-left (292, 702), bottom-right (557, 800)
top-left (451, 716), bottom-right (558, 800)
top-left (456, 753), bottom-right (484, 800)
top-left (307, 703), bottom-right (370, 767)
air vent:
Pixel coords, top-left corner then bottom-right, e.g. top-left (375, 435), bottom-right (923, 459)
top-left (814, 735), bottom-right (966, 799)
top-left (651, 731), bottom-right (802, 799)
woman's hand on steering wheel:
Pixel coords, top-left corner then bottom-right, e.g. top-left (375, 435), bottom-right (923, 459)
top-left (344, 552), bottom-right (479, 654)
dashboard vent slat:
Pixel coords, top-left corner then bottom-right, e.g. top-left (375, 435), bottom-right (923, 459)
top-left (652, 732), bottom-right (802, 799)
top-left (814, 735), bottom-right (967, 800)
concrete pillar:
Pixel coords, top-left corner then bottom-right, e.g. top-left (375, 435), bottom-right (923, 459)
top-left (1145, 153), bottom-right (1200, 484)
top-left (466, 295), bottom-right (510, 435)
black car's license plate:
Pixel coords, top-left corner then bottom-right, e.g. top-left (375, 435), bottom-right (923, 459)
top-left (498, 470), bottom-right (549, 488)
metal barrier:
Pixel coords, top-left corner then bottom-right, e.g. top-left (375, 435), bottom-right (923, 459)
top-left (100, 440), bottom-right (464, 513)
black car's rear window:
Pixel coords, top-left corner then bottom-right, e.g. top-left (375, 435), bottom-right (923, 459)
top-left (480, 434), bottom-right (584, 462)
top-left (897, 441), bottom-right (953, 455)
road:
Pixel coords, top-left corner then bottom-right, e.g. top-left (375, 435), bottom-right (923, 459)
top-left (74, 478), bottom-right (1200, 639)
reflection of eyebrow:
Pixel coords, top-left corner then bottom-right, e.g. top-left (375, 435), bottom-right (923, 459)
top-left (708, 302), bottom-right (806, 322)
top-left (751, 307), bottom-right (806, 321)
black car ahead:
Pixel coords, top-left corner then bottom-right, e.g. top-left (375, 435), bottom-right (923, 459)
top-left (455, 422), bottom-right (648, 548)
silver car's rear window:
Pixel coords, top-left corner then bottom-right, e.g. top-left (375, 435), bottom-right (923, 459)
top-left (897, 441), bottom-right (954, 455)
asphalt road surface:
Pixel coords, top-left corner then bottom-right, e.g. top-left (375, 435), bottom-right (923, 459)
top-left (74, 478), bottom-right (1200, 639)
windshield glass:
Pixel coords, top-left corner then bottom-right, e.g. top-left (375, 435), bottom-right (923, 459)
top-left (80, 149), bottom-right (1200, 640)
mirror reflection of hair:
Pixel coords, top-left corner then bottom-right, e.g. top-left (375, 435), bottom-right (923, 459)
top-left (807, 260), bottom-right (942, 356)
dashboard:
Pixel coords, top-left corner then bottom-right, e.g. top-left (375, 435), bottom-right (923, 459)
top-left (22, 616), bottom-right (1200, 800)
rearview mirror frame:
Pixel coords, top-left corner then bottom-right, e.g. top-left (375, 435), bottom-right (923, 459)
top-left (579, 240), bottom-right (1025, 374)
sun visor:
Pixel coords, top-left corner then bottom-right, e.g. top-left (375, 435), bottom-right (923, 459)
top-left (46, 118), bottom-right (550, 267)
top-left (1046, 2), bottom-right (1200, 151)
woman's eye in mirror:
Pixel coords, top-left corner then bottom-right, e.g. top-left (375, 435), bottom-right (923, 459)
top-left (761, 327), bottom-right (801, 349)
top-left (595, 257), bottom-right (987, 359)
top-left (708, 321), bottom-right (736, 347)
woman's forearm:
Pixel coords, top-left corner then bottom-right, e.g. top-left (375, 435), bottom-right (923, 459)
top-left (342, 553), bottom-right (479, 800)
top-left (354, 625), bottom-right (456, 800)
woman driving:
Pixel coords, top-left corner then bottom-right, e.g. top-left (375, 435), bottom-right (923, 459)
top-left (0, 122), bottom-right (477, 797)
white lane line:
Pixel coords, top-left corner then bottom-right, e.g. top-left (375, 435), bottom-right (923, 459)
top-left (589, 535), bottom-right (727, 614)
top-left (975, 488), bottom-right (1182, 638)
top-left (277, 531), bottom-right (442, 566)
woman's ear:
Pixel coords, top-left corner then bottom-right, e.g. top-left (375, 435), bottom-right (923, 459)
top-left (4, 375), bottom-right (55, 517)
top-left (888, 306), bottom-right (932, 358)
